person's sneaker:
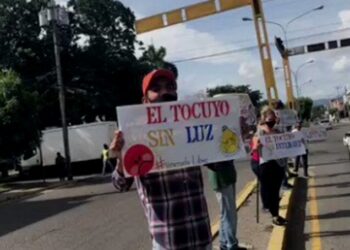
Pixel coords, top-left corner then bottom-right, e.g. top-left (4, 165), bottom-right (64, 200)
top-left (272, 216), bottom-right (288, 226)
top-left (262, 207), bottom-right (269, 213)
top-left (237, 242), bottom-right (254, 249)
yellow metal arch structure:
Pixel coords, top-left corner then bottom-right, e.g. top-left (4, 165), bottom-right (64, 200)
top-left (283, 57), bottom-right (296, 109)
top-left (136, 0), bottom-right (280, 106)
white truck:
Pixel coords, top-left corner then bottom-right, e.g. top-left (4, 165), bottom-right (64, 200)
top-left (21, 121), bottom-right (117, 170)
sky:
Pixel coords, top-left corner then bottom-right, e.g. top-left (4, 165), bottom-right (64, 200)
top-left (59, 0), bottom-right (350, 102)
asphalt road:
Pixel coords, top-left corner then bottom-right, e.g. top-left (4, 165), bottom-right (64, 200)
top-left (285, 122), bottom-right (350, 250)
top-left (0, 156), bottom-right (254, 250)
top-left (2, 122), bottom-right (348, 250)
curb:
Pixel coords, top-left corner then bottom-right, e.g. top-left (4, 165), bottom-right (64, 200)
top-left (267, 178), bottom-right (297, 250)
top-left (0, 174), bottom-right (102, 205)
top-left (211, 179), bottom-right (258, 238)
top-left (0, 181), bottom-right (69, 204)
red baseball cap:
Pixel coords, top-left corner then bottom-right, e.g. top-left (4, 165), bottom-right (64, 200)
top-left (142, 69), bottom-right (176, 95)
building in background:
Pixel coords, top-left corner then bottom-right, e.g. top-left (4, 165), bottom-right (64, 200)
top-left (330, 98), bottom-right (345, 112)
top-left (343, 90), bottom-right (350, 106)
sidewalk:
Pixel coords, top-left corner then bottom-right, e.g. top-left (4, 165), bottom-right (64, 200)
top-left (0, 174), bottom-right (104, 204)
top-left (339, 118), bottom-right (350, 124)
top-left (212, 178), bottom-right (296, 250)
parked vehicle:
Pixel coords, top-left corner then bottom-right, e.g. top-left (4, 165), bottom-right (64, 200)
top-left (318, 119), bottom-right (333, 130)
top-left (20, 122), bottom-right (117, 171)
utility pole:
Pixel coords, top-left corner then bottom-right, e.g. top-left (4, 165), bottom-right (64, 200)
top-left (39, 1), bottom-right (72, 180)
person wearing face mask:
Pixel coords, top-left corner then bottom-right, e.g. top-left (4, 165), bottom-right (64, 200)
top-left (110, 69), bottom-right (212, 250)
top-left (253, 106), bottom-right (288, 226)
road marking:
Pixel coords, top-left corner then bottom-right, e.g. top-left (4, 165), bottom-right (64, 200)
top-left (309, 175), bottom-right (322, 250)
top-left (211, 179), bottom-right (257, 238)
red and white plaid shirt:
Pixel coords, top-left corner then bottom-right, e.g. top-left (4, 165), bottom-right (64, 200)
top-left (116, 167), bottom-right (212, 249)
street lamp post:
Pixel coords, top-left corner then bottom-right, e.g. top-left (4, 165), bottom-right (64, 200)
top-left (39, 1), bottom-right (73, 180)
top-left (243, 5), bottom-right (323, 47)
top-left (275, 59), bottom-right (314, 98)
top-left (242, 17), bottom-right (288, 46)
top-left (294, 59), bottom-right (314, 98)
top-left (242, 5), bottom-right (323, 109)
top-left (299, 79), bottom-right (313, 94)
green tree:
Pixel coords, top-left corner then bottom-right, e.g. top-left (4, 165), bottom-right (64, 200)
top-left (140, 45), bottom-right (166, 68)
top-left (0, 0), bottom-right (146, 127)
top-left (0, 70), bottom-right (40, 176)
top-left (328, 108), bottom-right (337, 116)
top-left (206, 84), bottom-right (262, 107)
top-left (139, 45), bottom-right (178, 78)
top-left (311, 105), bottom-right (326, 121)
top-left (65, 0), bottom-right (143, 122)
top-left (297, 97), bottom-right (313, 121)
top-left (0, 0), bottom-right (49, 73)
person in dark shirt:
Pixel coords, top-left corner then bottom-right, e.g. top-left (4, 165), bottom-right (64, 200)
top-left (55, 152), bottom-right (66, 181)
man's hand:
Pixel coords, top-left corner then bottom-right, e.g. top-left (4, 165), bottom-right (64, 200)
top-left (110, 131), bottom-right (125, 174)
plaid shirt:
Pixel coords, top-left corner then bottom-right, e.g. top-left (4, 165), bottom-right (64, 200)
top-left (116, 167), bottom-right (212, 249)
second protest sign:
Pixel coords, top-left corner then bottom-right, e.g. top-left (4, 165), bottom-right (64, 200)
top-left (260, 131), bottom-right (306, 163)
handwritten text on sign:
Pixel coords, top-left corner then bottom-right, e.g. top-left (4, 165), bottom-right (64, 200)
top-left (275, 109), bottom-right (298, 126)
top-left (302, 127), bottom-right (327, 142)
top-left (116, 96), bottom-right (246, 176)
top-left (260, 131), bottom-right (306, 162)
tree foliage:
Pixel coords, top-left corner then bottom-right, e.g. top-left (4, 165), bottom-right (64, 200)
top-left (0, 70), bottom-right (40, 159)
top-left (206, 84), bottom-right (262, 107)
top-left (140, 45), bottom-right (178, 79)
top-left (311, 105), bottom-right (326, 121)
top-left (297, 97), bottom-right (313, 121)
top-left (140, 45), bottom-right (166, 68)
top-left (0, 0), bottom-right (163, 128)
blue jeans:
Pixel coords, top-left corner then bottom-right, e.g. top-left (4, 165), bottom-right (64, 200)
top-left (216, 184), bottom-right (238, 250)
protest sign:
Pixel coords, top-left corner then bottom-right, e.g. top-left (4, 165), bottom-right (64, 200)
top-left (275, 109), bottom-right (298, 128)
top-left (238, 94), bottom-right (257, 126)
top-left (117, 96), bottom-right (246, 176)
top-left (302, 126), bottom-right (327, 142)
top-left (214, 93), bottom-right (257, 144)
top-left (260, 131), bottom-right (306, 163)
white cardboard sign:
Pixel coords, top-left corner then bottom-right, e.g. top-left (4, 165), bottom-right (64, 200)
top-left (260, 131), bottom-right (306, 162)
top-left (275, 109), bottom-right (298, 126)
top-left (116, 96), bottom-right (246, 176)
top-left (302, 127), bottom-right (327, 142)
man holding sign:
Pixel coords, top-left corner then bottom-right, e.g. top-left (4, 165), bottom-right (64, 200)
top-left (110, 69), bottom-right (212, 250)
